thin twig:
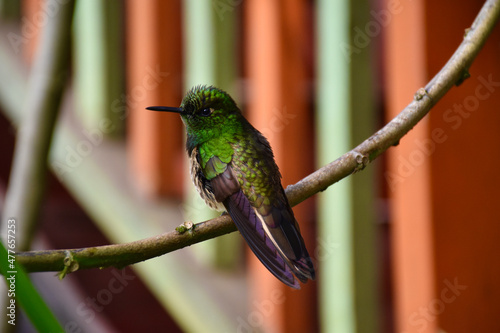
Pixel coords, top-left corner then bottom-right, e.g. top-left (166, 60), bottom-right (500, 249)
top-left (15, 0), bottom-right (500, 274)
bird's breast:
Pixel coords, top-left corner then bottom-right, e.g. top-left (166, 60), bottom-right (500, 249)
top-left (189, 148), bottom-right (225, 211)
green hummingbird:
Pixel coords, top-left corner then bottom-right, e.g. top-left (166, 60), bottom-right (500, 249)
top-left (147, 85), bottom-right (315, 288)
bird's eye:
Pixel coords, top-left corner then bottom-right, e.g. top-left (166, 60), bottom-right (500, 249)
top-left (199, 108), bottom-right (213, 117)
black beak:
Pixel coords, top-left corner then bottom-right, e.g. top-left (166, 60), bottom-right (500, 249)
top-left (146, 106), bottom-right (183, 114)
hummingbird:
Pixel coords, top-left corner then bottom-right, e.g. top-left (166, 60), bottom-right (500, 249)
top-left (147, 85), bottom-right (315, 289)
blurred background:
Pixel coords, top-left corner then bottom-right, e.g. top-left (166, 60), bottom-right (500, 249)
top-left (0, 0), bottom-right (499, 332)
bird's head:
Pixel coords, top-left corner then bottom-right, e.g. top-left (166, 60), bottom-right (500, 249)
top-left (147, 85), bottom-right (243, 146)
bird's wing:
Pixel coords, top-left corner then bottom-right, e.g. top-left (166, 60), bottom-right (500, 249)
top-left (204, 156), bottom-right (314, 289)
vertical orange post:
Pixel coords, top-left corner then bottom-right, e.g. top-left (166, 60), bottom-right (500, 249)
top-left (245, 0), bottom-right (317, 332)
top-left (384, 0), bottom-right (436, 332)
top-left (246, 2), bottom-right (284, 331)
top-left (22, 0), bottom-right (42, 63)
top-left (126, 0), bottom-right (184, 198)
top-left (426, 1), bottom-right (500, 332)
top-left (280, 1), bottom-right (317, 332)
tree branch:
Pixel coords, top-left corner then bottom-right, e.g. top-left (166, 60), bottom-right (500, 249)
top-left (1, 1), bottom-right (75, 251)
top-left (15, 0), bottom-right (500, 274)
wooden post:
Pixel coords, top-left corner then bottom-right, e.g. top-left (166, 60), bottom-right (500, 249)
top-left (384, 0), bottom-right (436, 332)
top-left (246, 0), bottom-right (317, 331)
top-left (317, 0), bottom-right (378, 331)
top-left (22, 0), bottom-right (42, 63)
top-left (73, 0), bottom-right (124, 134)
top-left (182, 0), bottom-right (241, 268)
top-left (126, 0), bottom-right (184, 198)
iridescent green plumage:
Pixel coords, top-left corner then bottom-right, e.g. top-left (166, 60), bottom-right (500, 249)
top-left (147, 85), bottom-right (315, 288)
